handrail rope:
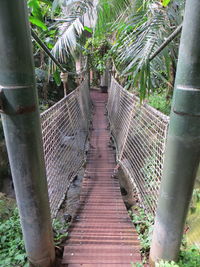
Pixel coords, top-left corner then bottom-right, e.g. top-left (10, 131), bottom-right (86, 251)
top-left (107, 76), bottom-right (169, 215)
top-left (41, 78), bottom-right (91, 217)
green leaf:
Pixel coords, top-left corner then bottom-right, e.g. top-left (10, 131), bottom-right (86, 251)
top-left (14, 254), bottom-right (26, 261)
top-left (84, 26), bottom-right (93, 33)
top-left (162, 0), bottom-right (171, 7)
top-left (29, 16), bottom-right (47, 31)
top-left (28, 0), bottom-right (43, 20)
top-left (53, 70), bottom-right (61, 86)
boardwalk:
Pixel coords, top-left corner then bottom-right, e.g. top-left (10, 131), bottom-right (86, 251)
top-left (61, 90), bottom-right (141, 266)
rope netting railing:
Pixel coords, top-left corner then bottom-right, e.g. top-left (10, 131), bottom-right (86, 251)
top-left (107, 77), bottom-right (169, 215)
top-left (40, 78), bottom-right (91, 217)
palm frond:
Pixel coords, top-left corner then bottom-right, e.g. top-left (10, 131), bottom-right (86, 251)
top-left (110, 0), bottom-right (184, 98)
top-left (50, 0), bottom-right (94, 72)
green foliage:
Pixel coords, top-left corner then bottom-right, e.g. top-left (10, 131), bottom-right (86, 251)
top-left (52, 218), bottom-right (69, 245)
top-left (29, 16), bottom-right (48, 31)
top-left (95, 0), bottom-right (131, 39)
top-left (155, 246), bottom-right (200, 267)
top-left (53, 69), bottom-right (62, 86)
top-left (148, 91), bottom-right (171, 115)
top-left (51, 0), bottom-right (94, 62)
top-left (189, 188), bottom-right (200, 214)
top-left (0, 196), bottom-right (68, 266)
top-left (129, 206), bottom-right (154, 260)
top-left (0, 206), bottom-right (28, 267)
top-left (156, 260), bottom-right (179, 267)
top-left (94, 0), bottom-right (184, 99)
top-left (85, 37), bottom-right (111, 74)
top-left (162, 0), bottom-right (171, 7)
top-left (28, 0), bottom-right (49, 31)
top-left (129, 203), bottom-right (200, 266)
top-left (178, 246), bottom-right (200, 266)
top-left (131, 263), bottom-right (143, 267)
top-left (28, 0), bottom-right (63, 85)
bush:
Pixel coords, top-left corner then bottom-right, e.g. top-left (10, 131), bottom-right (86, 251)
top-left (129, 206), bottom-right (154, 261)
top-left (155, 247), bottom-right (200, 267)
top-left (129, 205), bottom-right (200, 266)
top-left (0, 196), bottom-right (68, 266)
top-left (148, 91), bottom-right (171, 115)
top-left (0, 206), bottom-right (28, 267)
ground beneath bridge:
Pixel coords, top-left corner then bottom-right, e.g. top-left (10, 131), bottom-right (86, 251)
top-left (61, 89), bottom-right (141, 266)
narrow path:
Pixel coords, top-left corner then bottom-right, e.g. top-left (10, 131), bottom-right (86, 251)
top-left (62, 90), bottom-right (141, 266)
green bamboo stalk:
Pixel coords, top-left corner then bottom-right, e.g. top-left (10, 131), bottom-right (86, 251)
top-left (149, 24), bottom-right (182, 61)
top-left (150, 0), bottom-right (200, 264)
top-left (0, 1), bottom-right (55, 266)
top-left (31, 29), bottom-right (66, 73)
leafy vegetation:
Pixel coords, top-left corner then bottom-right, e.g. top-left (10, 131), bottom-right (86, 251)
top-left (129, 179), bottom-right (200, 265)
top-left (53, 217), bottom-right (69, 246)
top-left (155, 246), bottom-right (200, 266)
top-left (129, 206), bottom-right (154, 262)
top-left (129, 203), bottom-right (200, 266)
top-left (148, 91), bottom-right (172, 115)
top-left (29, 0), bottom-right (182, 103)
top-left (0, 194), bottom-right (68, 266)
top-left (0, 196), bottom-right (27, 267)
top-left (85, 38), bottom-right (111, 75)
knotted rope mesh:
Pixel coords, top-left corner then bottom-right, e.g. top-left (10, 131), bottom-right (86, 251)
top-left (40, 78), bottom-right (91, 217)
top-left (107, 77), bottom-right (169, 215)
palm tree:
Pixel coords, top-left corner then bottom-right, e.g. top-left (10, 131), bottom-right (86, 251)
top-left (50, 0), bottom-right (185, 98)
top-left (110, 0), bottom-right (184, 98)
top-left (50, 0), bottom-right (95, 72)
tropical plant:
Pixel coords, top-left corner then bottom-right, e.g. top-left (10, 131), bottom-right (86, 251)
top-left (99, 0), bottom-right (184, 98)
top-left (148, 91), bottom-right (171, 115)
top-left (0, 197), bottom-right (68, 267)
top-left (84, 37), bottom-right (111, 74)
top-left (155, 246), bottom-right (200, 266)
top-left (50, 0), bottom-right (94, 67)
top-left (129, 206), bottom-right (154, 260)
top-left (36, 0), bottom-right (185, 100)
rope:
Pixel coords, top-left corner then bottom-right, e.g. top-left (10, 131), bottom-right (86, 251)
top-left (107, 76), bottom-right (169, 215)
top-left (40, 78), bottom-right (92, 217)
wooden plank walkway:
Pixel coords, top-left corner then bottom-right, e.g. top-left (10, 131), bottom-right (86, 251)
top-left (61, 90), bottom-right (141, 266)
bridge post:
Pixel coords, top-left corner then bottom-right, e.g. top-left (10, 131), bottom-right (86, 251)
top-left (0, 1), bottom-right (55, 267)
top-left (150, 0), bottom-right (200, 264)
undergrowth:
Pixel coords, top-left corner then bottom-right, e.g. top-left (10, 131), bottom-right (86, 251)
top-left (129, 206), bottom-right (154, 264)
top-left (148, 91), bottom-right (171, 116)
top-left (129, 205), bottom-right (200, 267)
top-left (155, 246), bottom-right (200, 266)
top-left (0, 196), bottom-right (68, 266)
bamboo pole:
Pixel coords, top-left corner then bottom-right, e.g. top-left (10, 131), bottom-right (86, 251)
top-left (149, 24), bottom-right (182, 61)
top-left (150, 0), bottom-right (200, 264)
top-left (0, 1), bottom-right (55, 266)
top-left (31, 29), bottom-right (66, 73)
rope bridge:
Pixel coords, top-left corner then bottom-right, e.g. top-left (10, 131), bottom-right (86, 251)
top-left (38, 75), bottom-right (200, 263)
top-left (38, 75), bottom-right (169, 264)
top-left (40, 75), bottom-right (169, 218)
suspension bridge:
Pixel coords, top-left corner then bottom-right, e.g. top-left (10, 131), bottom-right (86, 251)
top-left (39, 75), bottom-right (169, 265)
top-left (1, 1), bottom-right (200, 266)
